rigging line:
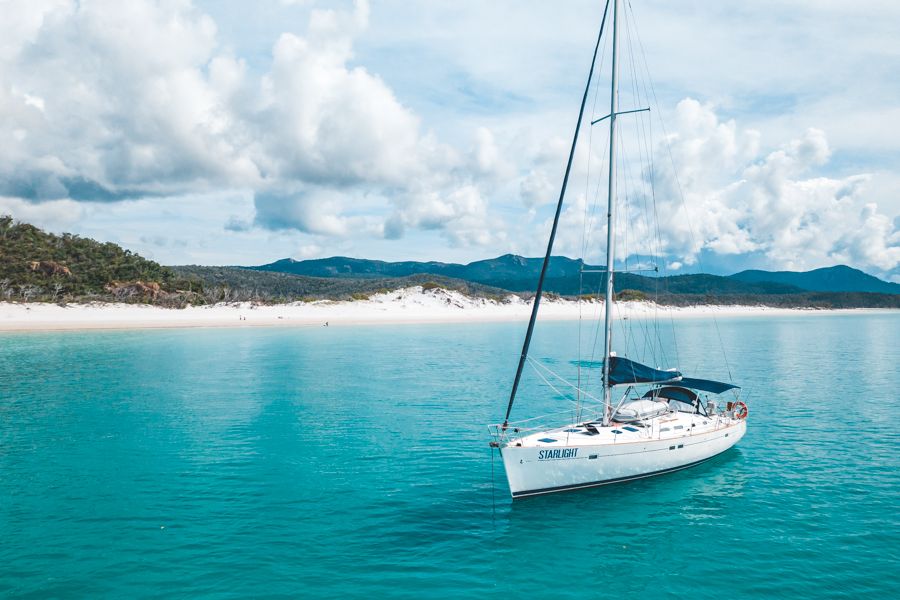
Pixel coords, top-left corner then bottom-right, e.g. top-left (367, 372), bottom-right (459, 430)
top-left (620, 7), bottom-right (646, 364)
top-left (580, 13), bottom-right (613, 420)
top-left (623, 7), bottom-right (658, 367)
top-left (582, 127), bottom-right (612, 281)
top-left (586, 130), bottom-right (617, 394)
top-left (587, 310), bottom-right (605, 396)
top-left (578, 28), bottom-right (610, 418)
top-left (580, 48), bottom-right (614, 397)
top-left (581, 34), bottom-right (613, 270)
top-left (578, 30), bottom-right (609, 417)
top-left (632, 3), bottom-right (738, 376)
top-left (613, 110), bottom-right (636, 360)
top-left (622, 1), bottom-right (668, 365)
top-left (528, 359), bottom-right (581, 409)
top-left (582, 129), bottom-right (611, 394)
top-left (580, 33), bottom-right (611, 265)
top-left (630, 18), bottom-right (734, 383)
top-left (581, 31), bottom-right (609, 260)
top-left (502, 0), bottom-right (611, 428)
top-left (527, 357), bottom-right (608, 406)
top-left (628, 3), bottom-right (672, 368)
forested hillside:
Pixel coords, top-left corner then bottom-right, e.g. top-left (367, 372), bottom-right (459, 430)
top-left (170, 266), bottom-right (511, 302)
top-left (0, 216), bottom-right (508, 305)
top-left (0, 215), bottom-right (192, 304)
top-left (251, 254), bottom-right (806, 295)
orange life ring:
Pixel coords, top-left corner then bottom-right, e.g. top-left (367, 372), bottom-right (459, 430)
top-left (733, 401), bottom-right (749, 420)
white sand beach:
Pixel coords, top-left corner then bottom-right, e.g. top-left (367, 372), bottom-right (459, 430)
top-left (0, 286), bottom-right (891, 332)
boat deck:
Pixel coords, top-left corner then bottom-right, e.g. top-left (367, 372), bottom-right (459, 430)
top-left (508, 411), bottom-right (739, 448)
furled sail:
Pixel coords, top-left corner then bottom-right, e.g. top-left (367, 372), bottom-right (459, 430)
top-left (607, 356), bottom-right (682, 386)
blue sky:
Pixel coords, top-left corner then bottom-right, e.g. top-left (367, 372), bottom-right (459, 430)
top-left (1, 0), bottom-right (898, 281)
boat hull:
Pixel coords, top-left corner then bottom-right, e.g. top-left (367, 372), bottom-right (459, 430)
top-left (500, 420), bottom-right (745, 498)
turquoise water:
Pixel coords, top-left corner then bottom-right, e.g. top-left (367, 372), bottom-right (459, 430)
top-left (1, 314), bottom-right (898, 598)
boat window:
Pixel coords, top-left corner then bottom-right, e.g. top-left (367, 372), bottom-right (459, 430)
top-left (674, 425), bottom-right (684, 430)
top-left (623, 426), bottom-right (639, 432)
top-left (611, 430), bottom-right (623, 434)
top-left (564, 428), bottom-right (581, 433)
top-left (538, 438), bottom-right (557, 443)
top-left (660, 427), bottom-right (670, 432)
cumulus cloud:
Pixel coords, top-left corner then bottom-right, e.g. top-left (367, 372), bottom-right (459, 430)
top-left (514, 99), bottom-right (898, 277)
top-left (1, 0), bottom-right (253, 201)
top-left (0, 0), bottom-right (495, 247)
top-left (627, 100), bottom-right (899, 273)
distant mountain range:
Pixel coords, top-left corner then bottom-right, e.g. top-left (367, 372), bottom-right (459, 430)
top-left (249, 254), bottom-right (900, 296)
top-left (731, 265), bottom-right (900, 295)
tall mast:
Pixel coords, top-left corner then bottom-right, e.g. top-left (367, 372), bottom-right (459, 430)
top-left (601, 0), bottom-right (620, 427)
top-left (500, 0), bottom-right (611, 430)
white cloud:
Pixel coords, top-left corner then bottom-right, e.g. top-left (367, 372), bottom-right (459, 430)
top-left (638, 100), bottom-right (899, 273)
top-left (292, 243), bottom-right (322, 259)
top-left (0, 0), bottom-right (897, 276)
top-left (516, 99), bottom-right (898, 276)
top-left (0, 0), bottom-right (495, 248)
top-left (0, 196), bottom-right (85, 230)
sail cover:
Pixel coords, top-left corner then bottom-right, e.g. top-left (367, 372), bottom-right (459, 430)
top-left (602, 357), bottom-right (738, 392)
top-left (677, 377), bottom-right (740, 394)
top-left (608, 356), bottom-right (682, 386)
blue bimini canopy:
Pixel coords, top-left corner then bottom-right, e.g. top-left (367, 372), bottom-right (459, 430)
top-left (642, 386), bottom-right (698, 404)
top-left (608, 356), bottom-right (682, 386)
top-left (677, 377), bottom-right (740, 394)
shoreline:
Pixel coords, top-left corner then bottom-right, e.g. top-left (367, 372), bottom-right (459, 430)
top-left (1, 287), bottom-right (896, 332)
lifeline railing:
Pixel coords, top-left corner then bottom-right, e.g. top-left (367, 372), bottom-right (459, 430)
top-left (488, 402), bottom-right (610, 445)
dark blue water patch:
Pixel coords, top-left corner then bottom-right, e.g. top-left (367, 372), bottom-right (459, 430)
top-left (1, 314), bottom-right (899, 598)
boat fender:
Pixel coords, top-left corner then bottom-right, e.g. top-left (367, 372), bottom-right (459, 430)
top-left (733, 401), bottom-right (748, 420)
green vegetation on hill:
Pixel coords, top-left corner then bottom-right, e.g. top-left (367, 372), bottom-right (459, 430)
top-left (170, 266), bottom-right (511, 302)
top-left (0, 216), bottom-right (511, 306)
top-left (0, 215), bottom-right (195, 304)
top-left (250, 255), bottom-right (808, 296)
top-left (252, 254), bottom-right (900, 297)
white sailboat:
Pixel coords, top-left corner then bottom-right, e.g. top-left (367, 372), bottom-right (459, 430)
top-left (489, 0), bottom-right (748, 498)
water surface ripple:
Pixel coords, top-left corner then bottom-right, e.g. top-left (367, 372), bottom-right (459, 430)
top-left (1, 314), bottom-right (898, 598)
